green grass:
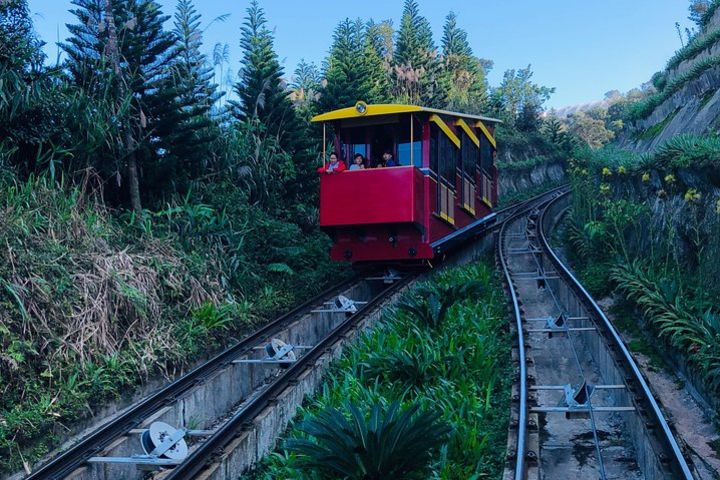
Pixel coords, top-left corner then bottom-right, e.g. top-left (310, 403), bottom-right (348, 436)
top-left (627, 339), bottom-right (669, 372)
top-left (243, 261), bottom-right (512, 480)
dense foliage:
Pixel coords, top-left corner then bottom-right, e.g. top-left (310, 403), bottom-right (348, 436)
top-left (0, 0), bottom-right (558, 471)
top-left (0, 0), bottom-right (345, 471)
top-left (565, 138), bottom-right (720, 402)
top-left (244, 262), bottom-right (512, 479)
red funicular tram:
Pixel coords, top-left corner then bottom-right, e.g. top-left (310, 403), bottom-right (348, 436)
top-left (313, 102), bottom-right (500, 265)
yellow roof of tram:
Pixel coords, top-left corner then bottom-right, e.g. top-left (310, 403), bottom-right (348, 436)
top-left (311, 102), bottom-right (502, 124)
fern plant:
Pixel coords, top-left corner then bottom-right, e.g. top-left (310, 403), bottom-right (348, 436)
top-left (362, 345), bottom-right (439, 389)
top-left (397, 281), bottom-right (485, 329)
top-left (286, 401), bottom-right (451, 479)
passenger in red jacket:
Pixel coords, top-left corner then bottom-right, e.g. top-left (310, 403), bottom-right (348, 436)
top-left (317, 152), bottom-right (347, 174)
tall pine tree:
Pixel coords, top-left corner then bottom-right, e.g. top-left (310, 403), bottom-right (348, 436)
top-left (392, 0), bottom-right (445, 107)
top-left (169, 0), bottom-right (221, 183)
top-left (64, 0), bottom-right (188, 210)
top-left (440, 12), bottom-right (488, 113)
top-left (231, 0), bottom-right (298, 144)
top-left (291, 59), bottom-right (321, 119)
top-left (320, 18), bottom-right (368, 111)
top-left (394, 0), bottom-right (434, 68)
top-left (230, 0), bottom-right (315, 210)
top-left (363, 20), bottom-right (391, 103)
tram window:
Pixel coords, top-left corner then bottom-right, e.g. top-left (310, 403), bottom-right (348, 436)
top-left (480, 134), bottom-right (494, 173)
top-left (396, 120), bottom-right (422, 167)
top-left (438, 133), bottom-right (458, 183)
top-left (369, 124), bottom-right (394, 167)
top-left (430, 126), bottom-right (439, 173)
top-left (344, 127), bottom-right (367, 161)
top-left (461, 134), bottom-right (478, 176)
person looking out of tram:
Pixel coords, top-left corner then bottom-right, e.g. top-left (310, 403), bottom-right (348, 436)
top-left (375, 150), bottom-right (397, 168)
top-left (317, 151), bottom-right (346, 174)
top-left (349, 153), bottom-right (366, 170)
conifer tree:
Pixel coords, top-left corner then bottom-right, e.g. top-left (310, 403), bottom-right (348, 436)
top-left (440, 12), bottom-right (488, 113)
top-left (319, 18), bottom-right (367, 111)
top-left (291, 58), bottom-right (321, 120)
top-left (394, 0), bottom-right (434, 69)
top-left (320, 18), bottom-right (392, 111)
top-left (292, 59), bottom-right (321, 102)
top-left (230, 0), bottom-right (314, 210)
top-left (64, 0), bottom-right (184, 211)
top-left (0, 0), bottom-right (43, 71)
top-left (363, 21), bottom-right (391, 103)
top-left (231, 0), bottom-right (298, 143)
top-left (392, 0), bottom-right (445, 107)
top-left (170, 0), bottom-right (221, 181)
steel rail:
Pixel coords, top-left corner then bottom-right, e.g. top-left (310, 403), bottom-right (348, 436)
top-left (537, 190), bottom-right (693, 479)
top-left (521, 214), bottom-right (609, 479)
top-left (27, 186), bottom-right (567, 480)
top-left (498, 213), bottom-right (530, 480)
top-left (169, 187), bottom-right (567, 479)
top-left (163, 275), bottom-right (414, 480)
top-left (495, 188), bottom-right (568, 480)
top-left (26, 276), bottom-right (359, 480)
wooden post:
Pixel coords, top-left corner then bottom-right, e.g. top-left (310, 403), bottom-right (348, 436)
top-left (322, 122), bottom-right (326, 168)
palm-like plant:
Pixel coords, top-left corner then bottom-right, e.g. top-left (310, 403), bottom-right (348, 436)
top-left (286, 402), bottom-right (451, 479)
top-left (397, 280), bottom-right (485, 329)
top-left (363, 346), bottom-right (438, 389)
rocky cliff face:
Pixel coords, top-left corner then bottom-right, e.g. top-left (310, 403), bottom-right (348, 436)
top-left (620, 9), bottom-right (720, 152)
top-left (498, 162), bottom-right (566, 197)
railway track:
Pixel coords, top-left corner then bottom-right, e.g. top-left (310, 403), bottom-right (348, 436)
top-left (23, 186), bottom-right (564, 480)
top-left (498, 190), bottom-right (694, 479)
top-left (26, 275), bottom-right (410, 480)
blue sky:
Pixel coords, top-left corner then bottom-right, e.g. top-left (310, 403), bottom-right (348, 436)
top-left (27, 0), bottom-right (693, 109)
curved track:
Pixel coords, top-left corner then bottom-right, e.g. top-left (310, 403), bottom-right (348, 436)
top-left (498, 190), bottom-right (693, 479)
top-left (26, 186), bottom-right (567, 480)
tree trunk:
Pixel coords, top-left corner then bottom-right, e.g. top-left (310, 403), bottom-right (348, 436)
top-left (104, 0), bottom-right (143, 216)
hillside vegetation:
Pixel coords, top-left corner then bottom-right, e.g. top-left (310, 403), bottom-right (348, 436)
top-left (566, 134), bottom-right (720, 410)
top-left (0, 0), bottom-right (560, 472)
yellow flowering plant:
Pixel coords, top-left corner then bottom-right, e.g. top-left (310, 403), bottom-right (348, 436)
top-left (684, 188), bottom-right (701, 203)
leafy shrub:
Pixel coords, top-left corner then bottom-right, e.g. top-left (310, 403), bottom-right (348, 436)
top-left (286, 402), bottom-right (451, 480)
top-left (627, 56), bottom-right (720, 121)
top-left (245, 262), bottom-right (512, 479)
top-left (362, 343), bottom-right (439, 389)
top-left (612, 261), bottom-right (720, 392)
top-left (667, 27), bottom-right (720, 71)
top-left (396, 280), bottom-right (485, 329)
